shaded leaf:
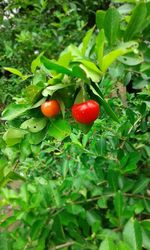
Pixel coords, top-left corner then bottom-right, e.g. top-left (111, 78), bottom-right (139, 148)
top-left (124, 3), bottom-right (147, 41)
top-left (104, 7), bottom-right (120, 45)
top-left (96, 10), bottom-right (106, 30)
top-left (48, 119), bottom-right (71, 140)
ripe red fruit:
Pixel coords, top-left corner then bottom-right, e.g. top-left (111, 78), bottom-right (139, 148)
top-left (41, 100), bottom-right (60, 118)
top-left (72, 100), bottom-right (100, 124)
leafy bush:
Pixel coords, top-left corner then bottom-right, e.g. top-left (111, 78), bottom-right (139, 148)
top-left (0, 2), bottom-right (150, 250)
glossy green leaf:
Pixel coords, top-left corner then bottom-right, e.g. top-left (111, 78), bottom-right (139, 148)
top-left (31, 52), bottom-right (43, 73)
top-left (89, 83), bottom-right (119, 122)
top-left (80, 64), bottom-right (101, 83)
top-left (96, 10), bottom-right (106, 30)
top-left (48, 119), bottom-right (71, 140)
top-left (58, 51), bottom-right (72, 67)
top-left (96, 29), bottom-right (105, 68)
top-left (42, 83), bottom-right (73, 97)
top-left (3, 128), bottom-right (27, 146)
top-left (114, 191), bottom-right (123, 219)
top-left (20, 118), bottom-right (47, 133)
top-left (123, 218), bottom-right (142, 250)
top-left (41, 56), bottom-right (74, 76)
top-left (104, 7), bottom-right (120, 45)
top-left (1, 103), bottom-right (31, 121)
top-left (31, 97), bottom-right (47, 109)
top-left (99, 238), bottom-right (116, 250)
top-left (124, 3), bottom-right (147, 41)
top-left (81, 27), bottom-right (94, 56)
top-left (100, 41), bottom-right (138, 72)
top-left (4, 67), bottom-right (31, 81)
top-left (72, 65), bottom-right (87, 81)
top-left (76, 59), bottom-right (102, 75)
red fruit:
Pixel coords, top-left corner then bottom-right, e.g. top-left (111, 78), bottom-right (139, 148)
top-left (72, 100), bottom-right (100, 124)
top-left (41, 100), bottom-right (60, 118)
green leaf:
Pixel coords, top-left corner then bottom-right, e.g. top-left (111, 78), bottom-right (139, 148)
top-left (30, 220), bottom-right (45, 240)
top-left (31, 52), bottom-right (43, 73)
top-left (118, 54), bottom-right (143, 66)
top-left (3, 128), bottom-right (27, 146)
top-left (58, 51), bottom-right (72, 67)
top-left (41, 56), bottom-right (74, 76)
top-left (132, 178), bottom-right (149, 194)
top-left (141, 227), bottom-right (150, 250)
top-left (81, 27), bottom-right (94, 56)
top-left (80, 64), bottom-right (101, 83)
top-left (42, 83), bottom-right (72, 97)
top-left (89, 83), bottom-right (119, 123)
top-left (0, 232), bottom-right (11, 250)
top-left (117, 241), bottom-right (132, 250)
top-left (20, 118), bottom-right (47, 133)
top-left (7, 171), bottom-right (25, 182)
top-left (4, 67), bottom-right (31, 80)
top-left (99, 238), bottom-right (116, 250)
top-left (123, 218), bottom-right (142, 250)
top-left (48, 119), bottom-right (71, 140)
top-left (72, 65), bottom-right (88, 81)
top-left (4, 67), bottom-right (23, 77)
top-left (96, 29), bottom-right (105, 69)
top-left (27, 129), bottom-right (47, 145)
top-left (100, 41), bottom-right (138, 72)
top-left (96, 10), bottom-right (106, 30)
top-left (107, 169), bottom-right (119, 191)
top-left (104, 7), bottom-right (120, 45)
top-left (97, 197), bottom-right (107, 209)
top-left (76, 59), bottom-right (102, 75)
top-left (114, 191), bottom-right (123, 219)
top-left (141, 220), bottom-right (150, 231)
top-left (67, 204), bottom-right (85, 215)
top-left (1, 103), bottom-right (31, 121)
top-left (124, 3), bottom-right (147, 41)
top-left (31, 97), bottom-right (47, 109)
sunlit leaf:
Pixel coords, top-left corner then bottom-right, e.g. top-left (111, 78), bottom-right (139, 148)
top-left (20, 118), bottom-right (47, 133)
top-left (123, 218), bottom-right (142, 250)
top-left (100, 41), bottom-right (138, 72)
top-left (3, 128), bottom-right (27, 146)
top-left (1, 103), bottom-right (31, 121)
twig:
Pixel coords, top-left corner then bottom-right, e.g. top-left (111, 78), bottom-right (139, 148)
top-left (120, 117), bottom-right (141, 149)
top-left (49, 241), bottom-right (75, 250)
top-left (124, 193), bottom-right (150, 201)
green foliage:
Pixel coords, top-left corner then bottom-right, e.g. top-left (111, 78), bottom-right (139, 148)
top-left (0, 1), bottom-right (150, 250)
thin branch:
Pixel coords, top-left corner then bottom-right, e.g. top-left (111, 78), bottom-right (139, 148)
top-left (49, 241), bottom-right (75, 250)
top-left (124, 193), bottom-right (150, 201)
top-left (120, 117), bottom-right (141, 149)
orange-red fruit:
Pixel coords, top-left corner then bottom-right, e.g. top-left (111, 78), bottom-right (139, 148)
top-left (41, 100), bottom-right (60, 118)
top-left (72, 100), bottom-right (100, 124)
